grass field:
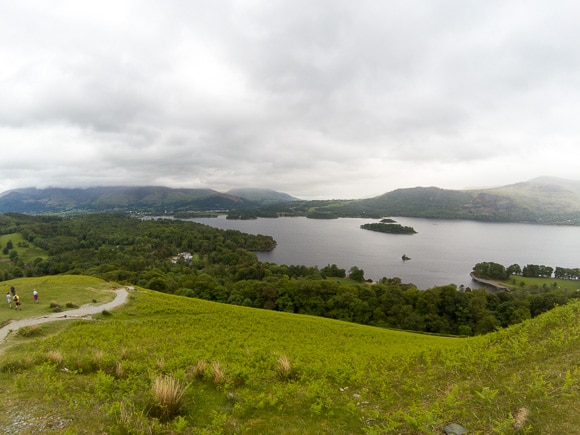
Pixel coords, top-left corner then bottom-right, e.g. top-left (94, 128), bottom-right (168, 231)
top-left (0, 276), bottom-right (118, 327)
top-left (0, 233), bottom-right (46, 265)
top-left (0, 276), bottom-right (578, 433)
top-left (504, 275), bottom-right (580, 293)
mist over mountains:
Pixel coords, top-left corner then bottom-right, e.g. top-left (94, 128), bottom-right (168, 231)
top-left (1, 177), bottom-right (579, 225)
top-left (0, 186), bottom-right (298, 214)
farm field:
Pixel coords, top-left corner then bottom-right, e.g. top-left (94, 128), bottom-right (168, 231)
top-left (0, 276), bottom-right (578, 433)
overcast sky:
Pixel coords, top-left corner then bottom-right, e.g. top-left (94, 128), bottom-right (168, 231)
top-left (1, 1), bottom-right (579, 199)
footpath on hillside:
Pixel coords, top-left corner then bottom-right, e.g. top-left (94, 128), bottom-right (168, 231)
top-left (0, 287), bottom-right (130, 344)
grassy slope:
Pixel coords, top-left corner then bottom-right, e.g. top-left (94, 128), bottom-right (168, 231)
top-left (0, 276), bottom-right (578, 434)
top-left (0, 276), bottom-right (117, 327)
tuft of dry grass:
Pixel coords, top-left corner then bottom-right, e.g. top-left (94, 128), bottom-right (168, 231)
top-left (92, 349), bottom-right (105, 366)
top-left (211, 361), bottom-right (225, 384)
top-left (276, 354), bottom-right (293, 380)
top-left (46, 350), bottom-right (64, 366)
top-left (513, 407), bottom-right (530, 431)
top-left (49, 301), bottom-right (60, 308)
top-left (115, 361), bottom-right (125, 379)
top-left (119, 348), bottom-right (129, 360)
top-left (189, 360), bottom-right (207, 379)
top-left (148, 375), bottom-right (188, 421)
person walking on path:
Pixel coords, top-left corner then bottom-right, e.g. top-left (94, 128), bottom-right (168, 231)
top-left (13, 294), bottom-right (21, 310)
top-left (5, 293), bottom-right (12, 309)
top-left (32, 289), bottom-right (39, 303)
top-left (0, 287), bottom-right (130, 344)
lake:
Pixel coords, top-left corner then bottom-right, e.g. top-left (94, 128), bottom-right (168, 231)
top-left (187, 216), bottom-right (580, 289)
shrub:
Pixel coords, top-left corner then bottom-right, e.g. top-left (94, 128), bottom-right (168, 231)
top-left (65, 302), bottom-right (79, 308)
top-left (17, 325), bottom-right (43, 337)
top-left (49, 301), bottom-right (60, 308)
top-left (148, 375), bottom-right (188, 421)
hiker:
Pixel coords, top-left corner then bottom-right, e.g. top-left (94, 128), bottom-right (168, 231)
top-left (10, 285), bottom-right (15, 297)
top-left (6, 292), bottom-right (12, 309)
top-left (13, 294), bottom-right (21, 310)
top-left (33, 289), bottom-right (39, 303)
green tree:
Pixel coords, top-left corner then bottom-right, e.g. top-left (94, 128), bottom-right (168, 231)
top-left (473, 262), bottom-right (508, 280)
top-left (348, 266), bottom-right (365, 282)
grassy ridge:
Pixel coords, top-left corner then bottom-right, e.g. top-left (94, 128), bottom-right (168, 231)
top-left (0, 276), bottom-right (578, 433)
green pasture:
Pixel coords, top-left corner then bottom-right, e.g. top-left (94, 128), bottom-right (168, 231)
top-left (0, 276), bottom-right (118, 325)
top-left (0, 233), bottom-right (46, 264)
top-left (505, 275), bottom-right (580, 293)
top-left (0, 276), bottom-right (578, 434)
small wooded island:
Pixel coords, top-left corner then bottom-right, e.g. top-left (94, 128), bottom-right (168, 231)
top-left (360, 222), bottom-right (417, 234)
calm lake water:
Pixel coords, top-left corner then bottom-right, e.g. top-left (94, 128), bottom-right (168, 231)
top-left (187, 216), bottom-right (580, 289)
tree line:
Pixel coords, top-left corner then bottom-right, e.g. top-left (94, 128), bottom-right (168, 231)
top-left (473, 261), bottom-right (580, 280)
top-left (1, 213), bottom-right (578, 336)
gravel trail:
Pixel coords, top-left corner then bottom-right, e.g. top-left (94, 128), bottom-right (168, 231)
top-left (0, 287), bottom-right (130, 344)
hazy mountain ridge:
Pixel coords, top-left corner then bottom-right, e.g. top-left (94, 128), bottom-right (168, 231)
top-left (226, 187), bottom-right (298, 203)
top-left (1, 177), bottom-right (579, 224)
top-left (0, 186), bottom-right (294, 213)
top-left (237, 177), bottom-right (580, 225)
top-left (357, 177), bottom-right (580, 224)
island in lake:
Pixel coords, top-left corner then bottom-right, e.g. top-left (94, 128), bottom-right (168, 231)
top-left (360, 222), bottom-right (417, 235)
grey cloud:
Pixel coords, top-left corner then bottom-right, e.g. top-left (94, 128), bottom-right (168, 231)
top-left (0, 1), bottom-right (579, 198)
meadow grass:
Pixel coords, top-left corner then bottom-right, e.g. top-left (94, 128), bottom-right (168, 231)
top-left (0, 275), bottom-right (118, 324)
top-left (0, 233), bottom-right (47, 266)
top-left (0, 276), bottom-right (577, 434)
top-left (505, 275), bottom-right (580, 293)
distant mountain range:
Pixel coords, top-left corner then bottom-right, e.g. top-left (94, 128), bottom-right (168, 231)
top-left (357, 176), bottom-right (580, 224)
top-left (0, 186), bottom-right (298, 214)
top-left (1, 177), bottom-right (580, 225)
top-left (230, 177), bottom-right (580, 225)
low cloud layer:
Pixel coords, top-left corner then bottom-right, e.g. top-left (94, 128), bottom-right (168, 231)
top-left (1, 1), bottom-right (579, 199)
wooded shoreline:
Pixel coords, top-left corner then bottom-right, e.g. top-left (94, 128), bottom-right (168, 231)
top-left (470, 272), bottom-right (510, 292)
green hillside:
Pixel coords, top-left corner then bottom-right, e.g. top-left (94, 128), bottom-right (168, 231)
top-left (0, 276), bottom-right (578, 433)
top-left (357, 177), bottom-right (580, 224)
top-left (225, 177), bottom-right (580, 225)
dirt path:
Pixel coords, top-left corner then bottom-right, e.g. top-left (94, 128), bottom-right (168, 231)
top-left (0, 287), bottom-right (131, 344)
top-left (469, 272), bottom-right (510, 292)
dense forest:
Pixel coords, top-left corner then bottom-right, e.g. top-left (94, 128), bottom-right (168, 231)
top-left (0, 213), bottom-right (578, 336)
